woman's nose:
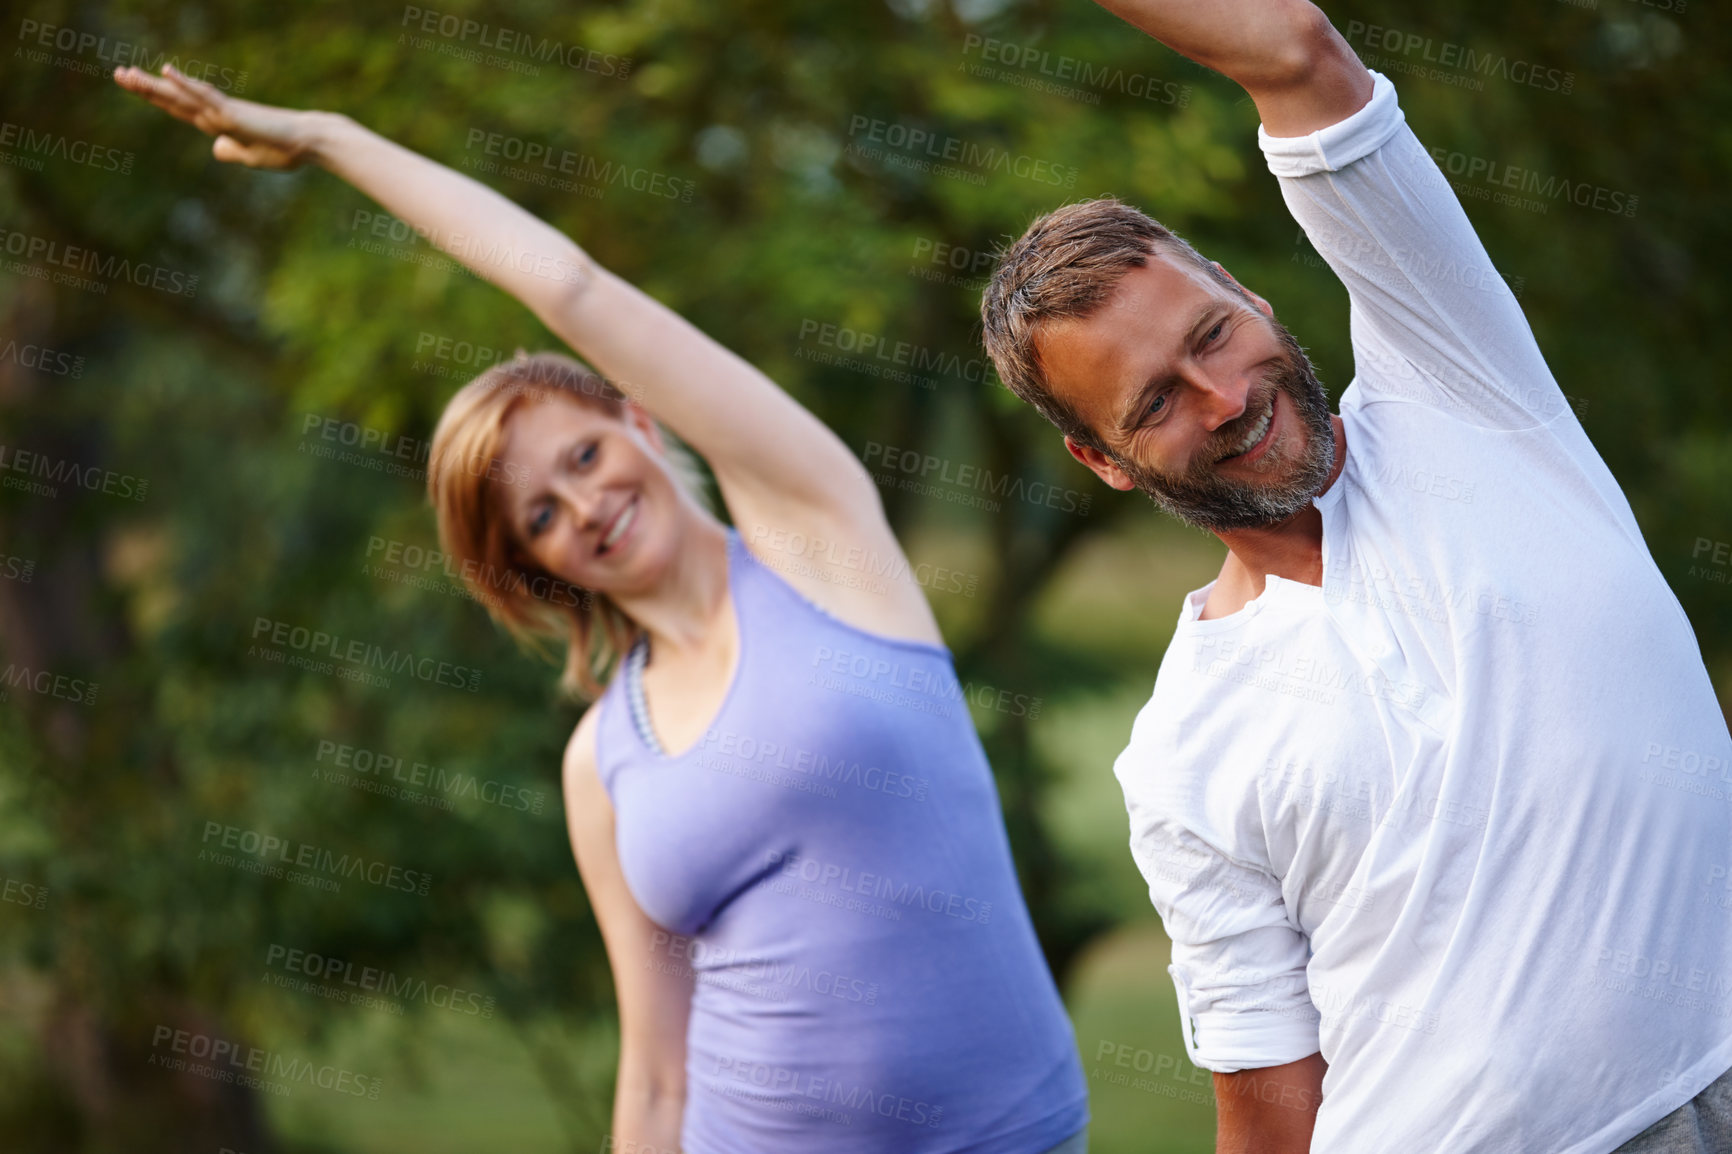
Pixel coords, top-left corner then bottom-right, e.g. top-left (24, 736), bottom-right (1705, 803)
top-left (553, 479), bottom-right (603, 530)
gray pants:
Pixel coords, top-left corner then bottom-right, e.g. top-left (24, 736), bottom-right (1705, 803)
top-left (1036, 1129), bottom-right (1087, 1154)
top-left (1611, 1065), bottom-right (1732, 1152)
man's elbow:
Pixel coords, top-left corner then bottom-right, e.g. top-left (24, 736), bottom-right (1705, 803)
top-left (1238, 3), bottom-right (1372, 138)
top-left (1260, 3), bottom-right (1337, 86)
top-left (1245, 3), bottom-right (1344, 90)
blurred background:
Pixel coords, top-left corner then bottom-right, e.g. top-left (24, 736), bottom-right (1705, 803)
top-left (0, 0), bottom-right (1725, 1150)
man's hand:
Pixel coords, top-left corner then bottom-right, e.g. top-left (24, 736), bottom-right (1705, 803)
top-left (114, 63), bottom-right (329, 170)
top-left (1084, 0), bottom-right (1371, 137)
top-left (1214, 1051), bottom-right (1327, 1153)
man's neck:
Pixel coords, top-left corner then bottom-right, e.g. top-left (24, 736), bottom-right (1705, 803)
top-left (1200, 414), bottom-right (1347, 619)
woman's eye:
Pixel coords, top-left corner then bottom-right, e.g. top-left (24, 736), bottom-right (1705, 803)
top-left (527, 504), bottom-right (552, 537)
top-left (576, 441), bottom-right (599, 467)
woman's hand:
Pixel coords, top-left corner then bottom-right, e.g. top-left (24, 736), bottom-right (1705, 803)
top-left (113, 63), bottom-right (329, 170)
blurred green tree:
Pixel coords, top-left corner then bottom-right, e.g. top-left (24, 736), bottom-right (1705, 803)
top-left (0, 0), bottom-right (1724, 1150)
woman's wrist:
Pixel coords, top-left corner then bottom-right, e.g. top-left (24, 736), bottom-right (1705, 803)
top-left (303, 109), bottom-right (358, 167)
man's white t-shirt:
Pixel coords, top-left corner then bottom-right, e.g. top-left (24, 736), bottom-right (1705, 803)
top-left (1114, 69), bottom-right (1732, 1153)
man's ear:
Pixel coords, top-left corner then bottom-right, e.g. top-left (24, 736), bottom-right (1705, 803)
top-left (1211, 261), bottom-right (1274, 319)
top-left (1064, 436), bottom-right (1138, 492)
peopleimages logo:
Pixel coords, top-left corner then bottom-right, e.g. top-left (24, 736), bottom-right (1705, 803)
top-left (0, 121), bottom-right (134, 174)
top-left (462, 128), bottom-right (695, 202)
top-left (710, 1055), bottom-right (945, 1128)
top-left (248, 615), bottom-right (483, 692)
top-left (0, 227), bottom-right (198, 296)
top-left (263, 943), bottom-right (496, 1018)
top-left (313, 738), bottom-right (547, 814)
top-left (0, 661), bottom-right (98, 705)
top-left (15, 19), bottom-right (249, 91)
top-left (863, 441), bottom-right (1092, 516)
top-left (199, 821), bottom-right (434, 896)
top-left (766, 850), bottom-right (993, 923)
top-left (796, 319), bottom-right (998, 388)
top-left (148, 1026), bottom-right (381, 1098)
top-left (960, 35), bottom-right (1191, 107)
top-left (845, 116), bottom-right (1078, 188)
top-left (0, 338), bottom-right (85, 377)
top-left (697, 727), bottom-right (930, 801)
top-left (1427, 147), bottom-right (1637, 217)
top-left (398, 6), bottom-right (631, 77)
top-left (0, 442), bottom-right (148, 502)
top-left (1342, 20), bottom-right (1574, 94)
top-left (807, 643), bottom-right (1043, 719)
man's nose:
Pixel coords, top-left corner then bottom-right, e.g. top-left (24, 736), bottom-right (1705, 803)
top-left (1186, 366), bottom-right (1253, 432)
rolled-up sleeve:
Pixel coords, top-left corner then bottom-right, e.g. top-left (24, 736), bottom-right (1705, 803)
top-left (1113, 704), bottom-right (1321, 1073)
top-left (1135, 821), bottom-right (1321, 1072)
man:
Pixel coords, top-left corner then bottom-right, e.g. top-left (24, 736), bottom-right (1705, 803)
top-left (981, 2), bottom-right (1732, 1151)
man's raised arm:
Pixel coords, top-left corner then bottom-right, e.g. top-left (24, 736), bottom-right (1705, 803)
top-left (1086, 0), bottom-right (1371, 137)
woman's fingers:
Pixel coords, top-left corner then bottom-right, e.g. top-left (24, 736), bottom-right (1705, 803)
top-left (212, 135), bottom-right (271, 168)
top-left (115, 64), bottom-right (228, 132)
top-left (115, 62), bottom-right (309, 169)
top-left (212, 133), bottom-right (302, 170)
top-left (162, 63), bottom-right (225, 104)
top-left (211, 135), bottom-right (246, 164)
top-left (114, 67), bottom-right (207, 124)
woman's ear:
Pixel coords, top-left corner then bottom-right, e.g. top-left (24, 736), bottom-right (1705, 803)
top-left (622, 401), bottom-right (666, 451)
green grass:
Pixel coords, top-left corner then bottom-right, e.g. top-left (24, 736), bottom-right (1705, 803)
top-left (1065, 923), bottom-right (1218, 1154)
top-left (266, 1010), bottom-right (612, 1154)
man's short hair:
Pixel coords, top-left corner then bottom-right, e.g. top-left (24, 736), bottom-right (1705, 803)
top-left (981, 197), bottom-right (1231, 451)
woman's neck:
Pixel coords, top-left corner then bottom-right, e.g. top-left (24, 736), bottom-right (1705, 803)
top-left (610, 513), bottom-right (732, 661)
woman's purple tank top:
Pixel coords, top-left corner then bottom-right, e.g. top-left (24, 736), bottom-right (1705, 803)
top-left (594, 527), bottom-right (1088, 1153)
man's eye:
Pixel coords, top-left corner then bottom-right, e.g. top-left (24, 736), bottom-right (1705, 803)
top-left (1205, 321), bottom-right (1225, 343)
top-left (1149, 393), bottom-right (1168, 416)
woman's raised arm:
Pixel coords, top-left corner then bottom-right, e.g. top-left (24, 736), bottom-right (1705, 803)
top-left (113, 64), bottom-right (888, 542)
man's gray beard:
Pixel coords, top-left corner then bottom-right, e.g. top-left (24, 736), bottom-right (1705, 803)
top-left (1109, 320), bottom-right (1336, 532)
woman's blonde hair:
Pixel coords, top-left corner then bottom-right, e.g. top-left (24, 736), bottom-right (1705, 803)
top-left (426, 350), bottom-right (709, 700)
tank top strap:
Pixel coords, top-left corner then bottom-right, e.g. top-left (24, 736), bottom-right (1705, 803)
top-left (720, 524), bottom-right (787, 627)
top-left (591, 657), bottom-right (641, 800)
top-left (724, 524), bottom-right (959, 673)
top-left (724, 525), bottom-right (875, 641)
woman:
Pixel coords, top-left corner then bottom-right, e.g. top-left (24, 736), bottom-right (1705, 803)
top-left (116, 63), bottom-right (1089, 1154)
